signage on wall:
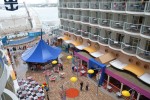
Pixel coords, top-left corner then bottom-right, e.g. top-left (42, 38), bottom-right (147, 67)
top-left (4, 0), bottom-right (18, 11)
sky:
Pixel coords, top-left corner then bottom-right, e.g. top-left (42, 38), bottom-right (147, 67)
top-left (0, 0), bottom-right (58, 4)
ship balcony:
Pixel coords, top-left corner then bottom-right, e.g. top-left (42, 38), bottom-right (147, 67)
top-left (59, 25), bottom-right (64, 30)
top-left (81, 2), bottom-right (89, 9)
top-left (64, 26), bottom-right (69, 31)
top-left (73, 15), bottom-right (81, 21)
top-left (58, 3), bottom-right (63, 7)
top-left (140, 25), bottom-right (150, 38)
top-left (89, 33), bottom-right (99, 41)
top-left (90, 17), bottom-right (98, 25)
top-left (62, 3), bottom-right (67, 8)
top-left (111, 2), bottom-right (126, 12)
top-left (67, 2), bottom-right (74, 8)
top-left (126, 2), bottom-right (145, 14)
top-left (110, 20), bottom-right (124, 31)
top-left (99, 18), bottom-right (110, 27)
top-left (67, 14), bottom-right (74, 20)
top-left (121, 42), bottom-right (137, 56)
top-left (75, 29), bottom-right (82, 35)
top-left (81, 16), bottom-right (89, 23)
top-left (98, 36), bottom-right (109, 45)
top-left (99, 2), bottom-right (111, 10)
top-left (58, 13), bottom-right (62, 18)
top-left (145, 2), bottom-right (150, 14)
top-left (136, 47), bottom-right (150, 62)
top-left (62, 13), bottom-right (67, 19)
top-left (109, 39), bottom-right (121, 50)
top-left (81, 31), bottom-right (89, 38)
top-left (90, 2), bottom-right (99, 9)
top-left (124, 22), bottom-right (141, 35)
top-left (69, 27), bottom-right (75, 33)
top-left (75, 2), bottom-right (81, 8)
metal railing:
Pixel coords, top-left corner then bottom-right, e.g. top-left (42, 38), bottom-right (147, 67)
top-left (136, 47), bottom-right (150, 61)
top-left (67, 14), bottom-right (74, 20)
top-left (124, 22), bottom-right (141, 33)
top-left (140, 25), bottom-right (150, 37)
top-left (126, 2), bottom-right (145, 12)
top-left (145, 2), bottom-right (150, 12)
top-left (81, 2), bottom-right (89, 8)
top-left (90, 17), bottom-right (98, 24)
top-left (81, 16), bottom-right (89, 23)
top-left (73, 15), bottom-right (81, 21)
top-left (111, 2), bottom-right (126, 11)
top-left (75, 2), bottom-right (81, 8)
top-left (98, 36), bottom-right (109, 45)
top-left (99, 18), bottom-right (110, 27)
top-left (67, 2), bottom-right (74, 8)
top-left (99, 2), bottom-right (111, 10)
top-left (74, 29), bottom-right (82, 35)
top-left (89, 33), bottom-right (99, 41)
top-left (121, 42), bottom-right (137, 54)
top-left (81, 31), bottom-right (89, 38)
top-left (69, 27), bottom-right (75, 33)
top-left (109, 39), bottom-right (121, 49)
top-left (111, 20), bottom-right (124, 30)
top-left (90, 2), bottom-right (99, 9)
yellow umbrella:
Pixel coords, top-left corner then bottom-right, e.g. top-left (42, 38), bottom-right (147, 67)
top-left (67, 55), bottom-right (72, 60)
top-left (122, 90), bottom-right (131, 97)
top-left (52, 60), bottom-right (57, 64)
top-left (88, 69), bottom-right (94, 74)
top-left (41, 85), bottom-right (45, 88)
top-left (70, 77), bottom-right (77, 83)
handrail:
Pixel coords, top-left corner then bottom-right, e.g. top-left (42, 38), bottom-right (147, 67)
top-left (137, 47), bottom-right (150, 53)
top-left (121, 42), bottom-right (137, 48)
top-left (124, 22), bottom-right (141, 26)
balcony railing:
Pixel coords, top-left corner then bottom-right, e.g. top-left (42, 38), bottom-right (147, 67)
top-left (81, 16), bottom-right (89, 23)
top-left (136, 47), bottom-right (150, 61)
top-left (141, 25), bottom-right (150, 37)
top-left (68, 2), bottom-right (74, 8)
top-left (75, 29), bottom-right (82, 35)
top-left (59, 25), bottom-right (64, 30)
top-left (99, 2), bottom-right (111, 10)
top-left (124, 22), bottom-right (141, 34)
top-left (145, 2), bottom-right (150, 13)
top-left (111, 2), bottom-right (126, 11)
top-left (69, 27), bottom-right (75, 33)
top-left (99, 18), bottom-right (110, 27)
top-left (111, 20), bottom-right (124, 30)
top-left (81, 2), bottom-right (89, 8)
top-left (62, 13), bottom-right (67, 18)
top-left (67, 14), bottom-right (74, 20)
top-left (90, 17), bottom-right (98, 24)
top-left (81, 31), bottom-right (89, 38)
top-left (64, 26), bottom-right (69, 31)
top-left (58, 13), bottom-right (62, 18)
top-left (89, 33), bottom-right (99, 41)
top-left (98, 36), bottom-right (109, 45)
top-left (126, 2), bottom-right (145, 12)
top-left (109, 39), bottom-right (121, 49)
top-left (90, 2), bottom-right (99, 9)
top-left (59, 3), bottom-right (63, 7)
top-left (62, 3), bottom-right (67, 8)
top-left (121, 42), bottom-right (137, 55)
top-left (75, 2), bottom-right (81, 8)
top-left (73, 15), bottom-right (81, 21)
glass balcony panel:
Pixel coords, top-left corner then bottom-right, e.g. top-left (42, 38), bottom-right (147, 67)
top-left (121, 43), bottom-right (137, 54)
top-left (58, 13), bottom-right (62, 18)
top-left (62, 13), bottom-right (67, 18)
top-left (126, 2), bottom-right (145, 12)
top-left (111, 20), bottom-right (124, 30)
top-left (137, 47), bottom-right (150, 61)
top-left (81, 2), bottom-right (89, 8)
top-left (67, 14), bottom-right (73, 20)
top-left (141, 25), bottom-right (150, 37)
top-left (69, 27), bottom-right (75, 33)
top-left (124, 22), bottom-right (141, 33)
top-left (64, 27), bottom-right (69, 31)
top-left (82, 31), bottom-right (89, 38)
top-left (75, 2), bottom-right (81, 8)
top-left (99, 19), bottom-right (110, 27)
top-left (89, 33), bottom-right (98, 41)
top-left (74, 29), bottom-right (81, 35)
top-left (109, 39), bottom-right (121, 49)
top-left (112, 2), bottom-right (126, 11)
top-left (98, 36), bottom-right (109, 45)
top-left (73, 15), bottom-right (81, 21)
top-left (68, 2), bottom-right (74, 8)
top-left (62, 3), bottom-right (67, 7)
top-left (99, 2), bottom-right (111, 10)
top-left (81, 16), bottom-right (89, 23)
top-left (90, 17), bottom-right (98, 24)
top-left (59, 3), bottom-right (63, 7)
top-left (59, 25), bottom-right (64, 30)
top-left (90, 2), bottom-right (99, 9)
top-left (145, 2), bottom-right (150, 12)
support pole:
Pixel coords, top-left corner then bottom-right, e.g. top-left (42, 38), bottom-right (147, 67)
top-left (120, 83), bottom-right (124, 93)
top-left (106, 75), bottom-right (110, 88)
top-left (136, 93), bottom-right (141, 100)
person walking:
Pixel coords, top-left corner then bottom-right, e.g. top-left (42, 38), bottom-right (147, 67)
top-left (85, 82), bottom-right (89, 91)
top-left (80, 81), bottom-right (83, 91)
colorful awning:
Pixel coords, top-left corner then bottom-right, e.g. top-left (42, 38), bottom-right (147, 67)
top-left (123, 64), bottom-right (145, 77)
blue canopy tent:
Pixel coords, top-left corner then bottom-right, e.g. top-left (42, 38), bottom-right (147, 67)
top-left (21, 39), bottom-right (62, 63)
top-left (88, 58), bottom-right (106, 85)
